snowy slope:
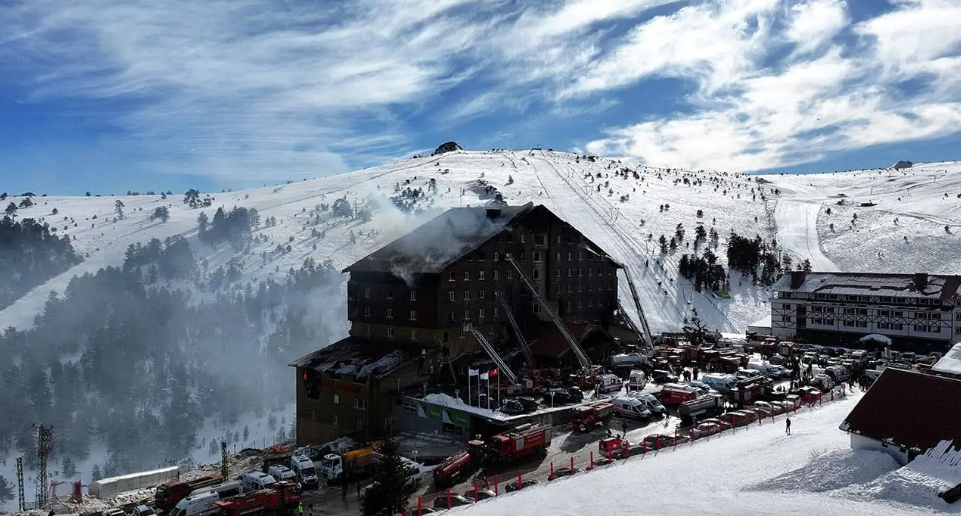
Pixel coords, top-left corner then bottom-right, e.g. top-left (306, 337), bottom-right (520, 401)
top-left (3, 152), bottom-right (961, 336)
top-left (453, 395), bottom-right (958, 515)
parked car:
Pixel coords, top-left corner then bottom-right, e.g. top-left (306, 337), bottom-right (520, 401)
top-left (651, 369), bottom-right (677, 384)
top-left (433, 494), bottom-right (474, 508)
top-left (462, 489), bottom-right (497, 501)
top-left (736, 368), bottom-right (764, 381)
top-left (515, 396), bottom-right (540, 412)
top-left (543, 387), bottom-right (582, 405)
top-left (693, 422), bottom-right (722, 438)
top-left (505, 479), bottom-right (539, 492)
top-left (132, 506), bottom-right (155, 516)
top-left (750, 401), bottom-right (775, 416)
top-left (687, 381), bottom-right (716, 395)
top-left (725, 410), bottom-right (757, 425)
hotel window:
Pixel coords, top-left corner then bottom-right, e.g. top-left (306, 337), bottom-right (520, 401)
top-left (309, 409), bottom-right (317, 421)
top-left (493, 252), bottom-right (499, 261)
top-left (479, 271), bottom-right (486, 281)
top-left (409, 290), bottom-right (417, 301)
top-left (364, 324), bottom-right (371, 336)
top-left (521, 234), bottom-right (526, 244)
top-left (557, 269), bottom-right (562, 278)
top-left (494, 270), bottom-right (500, 280)
top-left (478, 308), bottom-right (485, 319)
top-left (464, 290), bottom-right (471, 301)
top-left (568, 268), bottom-right (573, 277)
top-left (333, 394), bottom-right (340, 405)
top-left (387, 289), bottom-right (393, 300)
top-left (449, 291), bottom-right (455, 302)
top-left (568, 285), bottom-right (573, 293)
top-left (533, 269), bottom-right (540, 280)
top-left (401, 400), bottom-right (418, 414)
top-left (557, 235), bottom-right (562, 244)
top-left (449, 272), bottom-right (455, 282)
top-left (479, 290), bottom-right (485, 300)
top-left (464, 271), bottom-right (470, 281)
top-left (448, 311), bottom-right (455, 322)
top-left (507, 270), bottom-right (513, 280)
top-left (364, 307), bottom-right (370, 317)
top-left (493, 307), bottom-right (499, 318)
top-left (354, 399), bottom-right (367, 410)
top-left (532, 303), bottom-right (541, 315)
top-left (410, 329), bottom-right (417, 341)
top-left (556, 252), bottom-right (561, 261)
top-left (387, 327), bottom-right (394, 337)
top-left (386, 308), bottom-right (393, 319)
top-left (332, 415), bottom-right (339, 426)
top-left (409, 310), bottom-right (417, 321)
top-left (533, 252), bottom-right (541, 263)
top-left (364, 288), bottom-right (370, 298)
top-left (464, 310), bottom-right (471, 322)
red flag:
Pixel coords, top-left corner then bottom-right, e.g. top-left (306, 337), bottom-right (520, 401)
top-left (490, 368), bottom-right (498, 377)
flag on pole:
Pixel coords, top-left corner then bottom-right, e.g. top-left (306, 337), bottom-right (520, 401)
top-left (468, 369), bottom-right (479, 376)
top-left (480, 372), bottom-right (489, 380)
top-left (489, 368), bottom-right (498, 377)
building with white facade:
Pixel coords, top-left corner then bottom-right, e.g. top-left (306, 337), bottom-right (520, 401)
top-left (770, 271), bottom-right (961, 351)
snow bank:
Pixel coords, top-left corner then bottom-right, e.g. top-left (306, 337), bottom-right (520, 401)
top-left (841, 441), bottom-right (961, 512)
top-left (750, 448), bottom-right (900, 493)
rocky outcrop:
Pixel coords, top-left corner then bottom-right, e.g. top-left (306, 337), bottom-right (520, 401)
top-left (432, 141), bottom-right (463, 156)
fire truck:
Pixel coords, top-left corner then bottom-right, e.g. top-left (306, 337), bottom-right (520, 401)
top-left (432, 423), bottom-right (552, 487)
top-left (214, 481), bottom-right (301, 516)
top-left (154, 475), bottom-right (223, 512)
top-left (571, 401), bottom-right (614, 432)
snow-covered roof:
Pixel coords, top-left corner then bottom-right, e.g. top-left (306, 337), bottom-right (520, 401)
top-left (932, 343), bottom-right (961, 377)
top-left (289, 337), bottom-right (417, 381)
top-left (773, 272), bottom-right (961, 301)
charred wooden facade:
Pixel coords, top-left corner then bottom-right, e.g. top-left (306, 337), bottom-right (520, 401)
top-left (343, 203), bottom-right (619, 356)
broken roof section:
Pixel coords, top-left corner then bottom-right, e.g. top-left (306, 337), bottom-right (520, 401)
top-left (289, 337), bottom-right (418, 381)
top-left (343, 203), bottom-right (535, 275)
top-left (932, 343), bottom-right (961, 378)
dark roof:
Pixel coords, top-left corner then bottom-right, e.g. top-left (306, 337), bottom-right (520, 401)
top-left (289, 337), bottom-right (418, 381)
top-left (839, 368), bottom-right (961, 451)
top-left (344, 203), bottom-right (535, 274)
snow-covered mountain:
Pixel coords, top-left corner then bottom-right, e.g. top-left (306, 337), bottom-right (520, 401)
top-left (3, 150), bottom-right (961, 335)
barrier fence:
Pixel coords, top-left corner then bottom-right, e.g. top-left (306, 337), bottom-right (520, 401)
top-left (404, 387), bottom-right (847, 515)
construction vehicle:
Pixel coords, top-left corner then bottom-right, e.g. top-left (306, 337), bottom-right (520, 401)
top-left (155, 475), bottom-right (223, 512)
top-left (571, 401), bottom-right (614, 432)
top-left (318, 444), bottom-right (379, 485)
top-left (433, 424), bottom-right (551, 487)
top-left (213, 481), bottom-right (301, 516)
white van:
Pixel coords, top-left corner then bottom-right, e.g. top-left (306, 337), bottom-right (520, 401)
top-left (267, 465), bottom-right (298, 483)
top-left (746, 361), bottom-right (787, 379)
top-left (240, 471), bottom-right (276, 492)
top-left (627, 391), bottom-right (666, 415)
top-left (612, 396), bottom-right (651, 420)
top-left (167, 492), bottom-right (221, 516)
top-left (701, 373), bottom-right (738, 392)
top-left (290, 455), bottom-right (319, 490)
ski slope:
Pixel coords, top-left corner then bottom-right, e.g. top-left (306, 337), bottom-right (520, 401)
top-left (457, 395), bottom-right (960, 515)
top-left (3, 152), bottom-right (961, 336)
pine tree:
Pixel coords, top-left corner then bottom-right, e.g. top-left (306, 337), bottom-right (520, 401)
top-left (0, 474), bottom-right (13, 503)
top-left (92, 464), bottom-right (102, 482)
top-left (361, 433), bottom-right (414, 516)
top-left (243, 425), bottom-right (249, 442)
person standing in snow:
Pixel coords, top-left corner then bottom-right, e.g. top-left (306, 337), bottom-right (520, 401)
top-left (785, 417), bottom-right (792, 435)
top-left (622, 422), bottom-right (628, 437)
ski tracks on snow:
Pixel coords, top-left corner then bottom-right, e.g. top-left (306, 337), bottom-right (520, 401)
top-left (773, 200), bottom-right (840, 272)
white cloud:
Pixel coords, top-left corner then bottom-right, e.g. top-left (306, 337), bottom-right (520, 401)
top-left (1, 0), bottom-right (959, 180)
top-left (786, 0), bottom-right (849, 56)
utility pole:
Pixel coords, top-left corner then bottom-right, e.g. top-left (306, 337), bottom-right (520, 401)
top-left (16, 457), bottom-right (24, 512)
top-left (36, 424), bottom-right (53, 509)
top-left (220, 441), bottom-right (228, 481)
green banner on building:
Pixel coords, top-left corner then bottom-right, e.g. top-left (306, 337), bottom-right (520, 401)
top-left (421, 403), bottom-right (443, 421)
top-left (446, 409), bottom-right (470, 427)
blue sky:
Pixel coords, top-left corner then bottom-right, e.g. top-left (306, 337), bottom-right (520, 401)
top-left (1, 0), bottom-right (960, 196)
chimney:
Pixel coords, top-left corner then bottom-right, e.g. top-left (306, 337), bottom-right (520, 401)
top-left (913, 273), bottom-right (928, 291)
top-left (485, 208), bottom-right (502, 219)
top-left (790, 270), bottom-right (806, 289)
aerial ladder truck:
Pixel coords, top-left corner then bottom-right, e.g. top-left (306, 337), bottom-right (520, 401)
top-left (496, 292), bottom-right (536, 368)
top-left (504, 256), bottom-right (593, 371)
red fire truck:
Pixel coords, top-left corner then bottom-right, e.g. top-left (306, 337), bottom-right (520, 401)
top-left (155, 475), bottom-right (223, 512)
top-left (214, 481), bottom-right (301, 516)
top-left (432, 423), bottom-right (552, 486)
top-left (571, 401), bottom-right (614, 432)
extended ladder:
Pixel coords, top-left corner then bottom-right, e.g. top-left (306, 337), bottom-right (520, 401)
top-left (505, 256), bottom-right (592, 370)
top-left (498, 293), bottom-right (536, 367)
top-left (464, 323), bottom-right (518, 384)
